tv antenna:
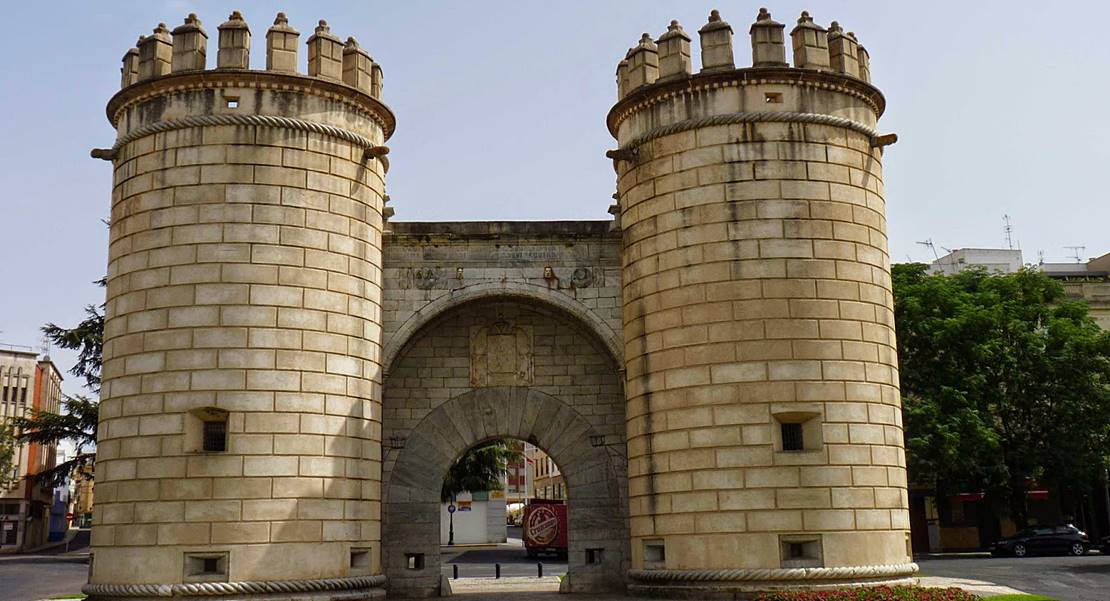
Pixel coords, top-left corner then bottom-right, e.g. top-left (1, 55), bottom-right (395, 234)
top-left (1002, 214), bottom-right (1015, 249)
top-left (916, 239), bottom-right (939, 260)
top-left (1064, 246), bottom-right (1086, 264)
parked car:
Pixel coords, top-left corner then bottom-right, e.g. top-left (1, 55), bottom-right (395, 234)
top-left (989, 525), bottom-right (1089, 557)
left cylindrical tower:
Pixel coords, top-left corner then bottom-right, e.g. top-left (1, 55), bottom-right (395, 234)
top-left (88, 11), bottom-right (394, 600)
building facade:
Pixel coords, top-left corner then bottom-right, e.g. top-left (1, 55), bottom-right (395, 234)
top-left (1, 348), bottom-right (63, 551)
top-left (528, 446), bottom-right (566, 501)
top-left (929, 248), bottom-right (1110, 329)
top-left (86, 7), bottom-right (912, 599)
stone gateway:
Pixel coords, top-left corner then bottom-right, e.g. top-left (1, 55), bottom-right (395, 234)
top-left (86, 7), bottom-right (911, 600)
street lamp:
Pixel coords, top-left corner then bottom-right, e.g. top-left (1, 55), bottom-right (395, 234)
top-left (448, 493), bottom-right (456, 546)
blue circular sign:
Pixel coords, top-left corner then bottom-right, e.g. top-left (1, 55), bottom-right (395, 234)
top-left (447, 504), bottom-right (456, 513)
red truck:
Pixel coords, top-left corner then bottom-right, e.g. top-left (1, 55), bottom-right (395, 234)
top-left (522, 499), bottom-right (567, 558)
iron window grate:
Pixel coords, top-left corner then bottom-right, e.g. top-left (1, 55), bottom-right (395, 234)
top-left (781, 422), bottom-right (804, 451)
top-left (202, 420), bottom-right (227, 452)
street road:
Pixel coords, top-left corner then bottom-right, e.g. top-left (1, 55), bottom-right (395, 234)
top-left (0, 556), bottom-right (88, 601)
top-left (442, 546), bottom-right (568, 580)
top-left (918, 553), bottom-right (1110, 601)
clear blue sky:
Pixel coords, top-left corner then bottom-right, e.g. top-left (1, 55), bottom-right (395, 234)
top-left (2, 1), bottom-right (1107, 395)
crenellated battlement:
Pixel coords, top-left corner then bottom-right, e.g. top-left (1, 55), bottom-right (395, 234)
top-left (608, 7), bottom-right (889, 148)
top-left (98, 9), bottom-right (395, 163)
top-left (614, 7), bottom-right (877, 102)
top-left (118, 11), bottom-right (384, 101)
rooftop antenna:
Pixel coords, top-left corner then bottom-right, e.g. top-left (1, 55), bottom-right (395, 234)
top-left (39, 333), bottom-right (51, 359)
top-left (1064, 245), bottom-right (1086, 264)
top-left (1003, 214), bottom-right (1015, 250)
top-left (1036, 250), bottom-right (1045, 265)
top-left (916, 239), bottom-right (939, 260)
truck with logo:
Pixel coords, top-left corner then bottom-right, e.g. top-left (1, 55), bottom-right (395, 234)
top-left (522, 498), bottom-right (567, 558)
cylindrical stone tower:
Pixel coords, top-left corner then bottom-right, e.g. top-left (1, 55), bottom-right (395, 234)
top-left (610, 8), bottom-right (912, 596)
top-left (88, 11), bottom-right (393, 600)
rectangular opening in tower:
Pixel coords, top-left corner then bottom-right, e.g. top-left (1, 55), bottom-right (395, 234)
top-left (202, 419), bottom-right (227, 452)
top-left (780, 422), bottom-right (804, 451)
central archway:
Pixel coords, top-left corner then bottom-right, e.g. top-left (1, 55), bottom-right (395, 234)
top-left (383, 387), bottom-right (628, 596)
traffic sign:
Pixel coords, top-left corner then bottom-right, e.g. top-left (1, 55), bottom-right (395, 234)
top-left (447, 504), bottom-right (456, 513)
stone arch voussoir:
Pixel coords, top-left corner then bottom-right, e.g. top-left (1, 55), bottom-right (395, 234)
top-left (382, 386), bottom-right (628, 596)
top-left (382, 281), bottom-right (622, 373)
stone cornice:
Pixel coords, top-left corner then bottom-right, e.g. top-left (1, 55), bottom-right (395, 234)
top-left (607, 66), bottom-right (885, 139)
top-left (106, 69), bottom-right (396, 141)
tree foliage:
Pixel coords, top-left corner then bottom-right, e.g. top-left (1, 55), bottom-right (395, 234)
top-left (42, 277), bottom-right (105, 394)
top-left (894, 264), bottom-right (1110, 526)
top-left (14, 279), bottom-right (104, 486)
top-left (12, 396), bottom-right (98, 488)
top-left (441, 440), bottom-right (523, 502)
top-left (0, 425), bottom-right (15, 482)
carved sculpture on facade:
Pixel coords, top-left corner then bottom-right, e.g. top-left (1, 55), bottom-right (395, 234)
top-left (470, 320), bottom-right (534, 387)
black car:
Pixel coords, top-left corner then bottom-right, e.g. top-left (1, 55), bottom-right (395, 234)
top-left (989, 525), bottom-right (1089, 557)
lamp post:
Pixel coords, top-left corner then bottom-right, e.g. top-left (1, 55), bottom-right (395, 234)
top-left (448, 493), bottom-right (456, 546)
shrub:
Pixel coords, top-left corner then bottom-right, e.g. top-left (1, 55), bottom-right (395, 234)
top-left (757, 585), bottom-right (978, 601)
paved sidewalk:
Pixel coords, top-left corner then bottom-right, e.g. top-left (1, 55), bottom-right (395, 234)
top-left (918, 575), bottom-right (1026, 597)
top-left (425, 576), bottom-right (1030, 600)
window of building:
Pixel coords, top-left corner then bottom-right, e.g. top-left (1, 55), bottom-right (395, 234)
top-left (202, 420), bottom-right (227, 452)
top-left (183, 552), bottom-right (228, 583)
top-left (643, 539), bottom-right (665, 568)
top-left (184, 407), bottom-right (230, 454)
top-left (772, 409), bottom-right (823, 454)
top-left (350, 547), bottom-right (371, 575)
top-left (781, 423), bottom-right (804, 451)
top-left (779, 535), bottom-right (822, 568)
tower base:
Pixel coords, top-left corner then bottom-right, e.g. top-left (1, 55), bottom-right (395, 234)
top-left (83, 576), bottom-right (387, 601)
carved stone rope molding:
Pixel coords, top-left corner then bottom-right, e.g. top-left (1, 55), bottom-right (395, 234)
top-left (82, 574), bottom-right (387, 598)
top-left (628, 562), bottom-right (918, 583)
top-left (606, 111), bottom-right (896, 162)
top-left (90, 114), bottom-right (390, 162)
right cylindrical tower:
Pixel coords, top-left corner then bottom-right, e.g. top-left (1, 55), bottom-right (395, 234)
top-left (611, 8), bottom-right (913, 596)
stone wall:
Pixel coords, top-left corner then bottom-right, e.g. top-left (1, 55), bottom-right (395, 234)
top-left (379, 222), bottom-right (629, 594)
top-left (91, 11), bottom-right (392, 591)
top-left (609, 8), bottom-right (913, 594)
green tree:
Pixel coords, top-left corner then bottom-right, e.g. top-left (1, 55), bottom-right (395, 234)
top-left (13, 282), bottom-right (103, 486)
top-left (0, 425), bottom-right (15, 482)
top-left (42, 278), bottom-right (105, 394)
top-left (894, 264), bottom-right (1110, 527)
top-left (12, 396), bottom-right (98, 487)
top-left (440, 440), bottom-right (523, 502)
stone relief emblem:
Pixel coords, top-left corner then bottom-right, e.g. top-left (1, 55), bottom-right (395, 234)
top-left (571, 267), bottom-right (596, 288)
top-left (470, 320), bottom-right (534, 387)
top-left (414, 267), bottom-right (440, 290)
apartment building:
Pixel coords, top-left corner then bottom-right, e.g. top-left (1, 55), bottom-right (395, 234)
top-left (0, 347), bottom-right (63, 551)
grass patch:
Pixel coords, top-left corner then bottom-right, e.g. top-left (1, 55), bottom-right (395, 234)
top-left (48, 596), bottom-right (86, 600)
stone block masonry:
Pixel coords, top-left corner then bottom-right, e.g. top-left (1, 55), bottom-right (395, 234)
top-left (87, 5), bottom-right (911, 600)
top-left (88, 10), bottom-right (392, 600)
top-left (610, 7), bottom-right (911, 597)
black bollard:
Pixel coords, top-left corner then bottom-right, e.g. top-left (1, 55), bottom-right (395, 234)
top-left (453, 564), bottom-right (458, 579)
top-left (537, 562), bottom-right (543, 578)
top-left (495, 563), bottom-right (501, 579)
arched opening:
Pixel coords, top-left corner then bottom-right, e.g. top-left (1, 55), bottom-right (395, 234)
top-left (380, 296), bottom-right (628, 596)
top-left (438, 437), bottom-right (567, 585)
